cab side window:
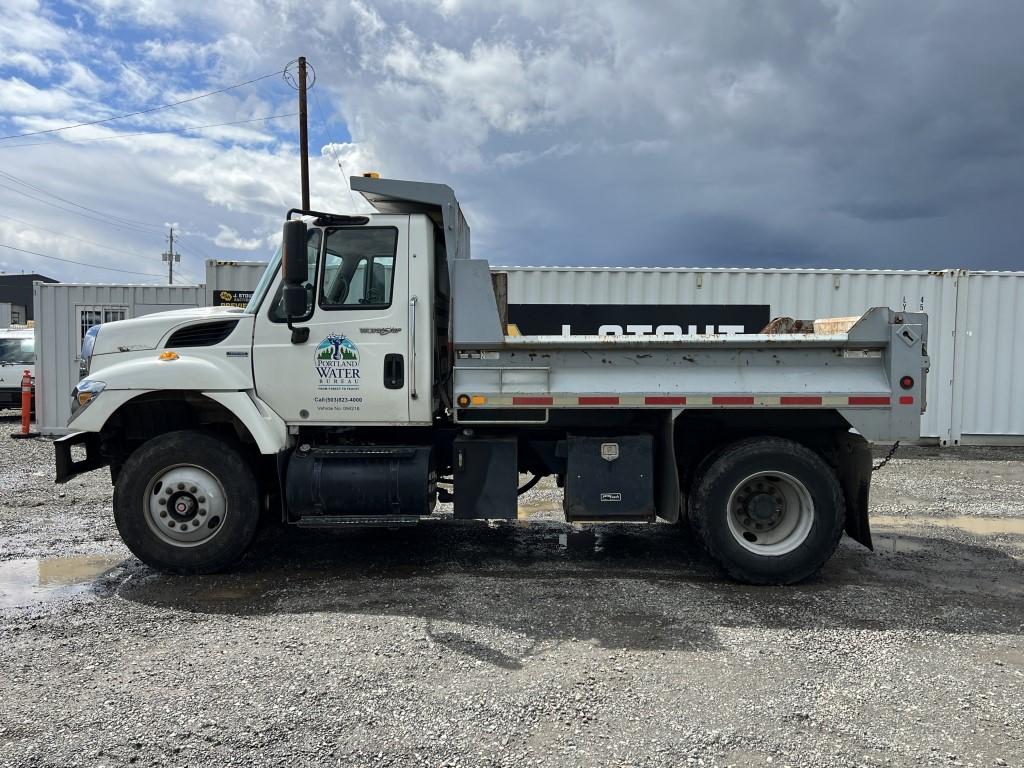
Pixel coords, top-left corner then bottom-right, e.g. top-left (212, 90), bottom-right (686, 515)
top-left (268, 230), bottom-right (322, 322)
top-left (319, 227), bottom-right (397, 310)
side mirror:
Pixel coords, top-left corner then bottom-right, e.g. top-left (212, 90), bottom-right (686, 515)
top-left (282, 219), bottom-right (309, 287)
top-left (281, 219), bottom-right (311, 343)
top-left (283, 284), bottom-right (308, 319)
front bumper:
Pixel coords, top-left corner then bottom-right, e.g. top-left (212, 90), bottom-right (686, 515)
top-left (54, 432), bottom-right (107, 484)
top-left (0, 387), bottom-right (20, 407)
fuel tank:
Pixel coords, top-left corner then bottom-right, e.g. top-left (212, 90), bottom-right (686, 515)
top-left (285, 444), bottom-right (435, 519)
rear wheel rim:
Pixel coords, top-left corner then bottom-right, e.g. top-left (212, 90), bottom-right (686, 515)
top-left (726, 471), bottom-right (814, 556)
top-left (144, 464), bottom-right (228, 548)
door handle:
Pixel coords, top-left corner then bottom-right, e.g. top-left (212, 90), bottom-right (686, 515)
top-left (408, 295), bottom-right (418, 399)
top-left (384, 353), bottom-right (404, 389)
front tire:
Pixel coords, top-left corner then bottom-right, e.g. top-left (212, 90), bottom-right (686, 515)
top-left (689, 437), bottom-right (845, 585)
top-left (113, 430), bottom-right (261, 574)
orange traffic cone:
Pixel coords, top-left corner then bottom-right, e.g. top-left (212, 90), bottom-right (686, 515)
top-left (10, 369), bottom-right (39, 439)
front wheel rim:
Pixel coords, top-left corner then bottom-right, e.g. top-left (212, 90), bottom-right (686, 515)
top-left (726, 471), bottom-right (814, 556)
top-left (144, 464), bottom-right (228, 548)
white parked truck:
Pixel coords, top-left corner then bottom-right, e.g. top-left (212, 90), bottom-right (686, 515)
top-left (0, 327), bottom-right (35, 410)
top-left (55, 177), bottom-right (929, 584)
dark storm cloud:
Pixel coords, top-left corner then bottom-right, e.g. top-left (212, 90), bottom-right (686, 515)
top-left (338, 0), bottom-right (1024, 270)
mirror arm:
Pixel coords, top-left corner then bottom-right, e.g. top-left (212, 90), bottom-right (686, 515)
top-left (287, 318), bottom-right (309, 344)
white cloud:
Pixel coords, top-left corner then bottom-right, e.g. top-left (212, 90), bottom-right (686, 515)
top-left (62, 62), bottom-right (106, 96)
top-left (0, 51), bottom-right (49, 78)
top-left (0, 78), bottom-right (76, 115)
top-left (213, 224), bottom-right (262, 251)
top-left (136, 38), bottom-right (205, 67)
top-left (350, 0), bottom-right (387, 35)
top-left (0, 0), bottom-right (68, 53)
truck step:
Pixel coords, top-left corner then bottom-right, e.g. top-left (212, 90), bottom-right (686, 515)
top-left (294, 515), bottom-right (422, 529)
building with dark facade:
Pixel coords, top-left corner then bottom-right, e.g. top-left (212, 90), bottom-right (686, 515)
top-left (0, 273), bottom-right (57, 322)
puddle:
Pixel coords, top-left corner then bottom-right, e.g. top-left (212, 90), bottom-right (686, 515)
top-left (557, 527), bottom-right (607, 554)
top-left (873, 515), bottom-right (1024, 536)
top-left (114, 572), bottom-right (277, 608)
top-left (873, 534), bottom-right (928, 554)
top-left (517, 502), bottom-right (560, 520)
top-left (201, 586), bottom-right (261, 600)
top-left (0, 554), bottom-right (123, 609)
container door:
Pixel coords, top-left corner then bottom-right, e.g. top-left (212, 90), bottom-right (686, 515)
top-left (252, 216), bottom-right (416, 425)
top-left (75, 305), bottom-right (127, 379)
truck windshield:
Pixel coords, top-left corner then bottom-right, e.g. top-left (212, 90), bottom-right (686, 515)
top-left (0, 338), bottom-right (34, 365)
top-left (244, 248), bottom-right (281, 314)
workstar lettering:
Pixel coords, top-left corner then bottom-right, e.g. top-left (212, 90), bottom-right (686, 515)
top-left (315, 334), bottom-right (361, 391)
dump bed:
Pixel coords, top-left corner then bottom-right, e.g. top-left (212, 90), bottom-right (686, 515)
top-left (453, 307), bottom-right (929, 443)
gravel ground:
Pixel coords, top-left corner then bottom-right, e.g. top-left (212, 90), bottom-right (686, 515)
top-left (1, 410), bottom-right (1022, 768)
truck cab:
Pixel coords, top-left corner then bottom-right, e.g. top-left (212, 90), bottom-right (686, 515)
top-left (54, 177), bottom-right (929, 585)
top-left (250, 209), bottom-right (441, 426)
top-left (0, 327), bottom-right (35, 410)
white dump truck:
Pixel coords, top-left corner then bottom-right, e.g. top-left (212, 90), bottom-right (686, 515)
top-left (55, 177), bottom-right (929, 584)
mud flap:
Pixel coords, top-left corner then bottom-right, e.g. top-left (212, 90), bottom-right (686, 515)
top-left (836, 432), bottom-right (873, 550)
top-left (655, 411), bottom-right (681, 523)
top-left (54, 431), bottom-right (106, 484)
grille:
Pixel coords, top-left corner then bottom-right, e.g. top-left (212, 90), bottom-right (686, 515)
top-left (166, 320), bottom-right (239, 348)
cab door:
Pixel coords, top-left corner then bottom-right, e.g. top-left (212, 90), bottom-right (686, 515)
top-left (252, 215), bottom-right (416, 425)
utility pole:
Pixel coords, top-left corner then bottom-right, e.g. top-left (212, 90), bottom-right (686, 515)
top-left (161, 227), bottom-right (179, 285)
top-left (298, 56), bottom-right (310, 210)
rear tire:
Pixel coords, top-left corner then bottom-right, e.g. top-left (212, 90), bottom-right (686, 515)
top-left (689, 437), bottom-right (845, 585)
top-left (113, 430), bottom-right (261, 574)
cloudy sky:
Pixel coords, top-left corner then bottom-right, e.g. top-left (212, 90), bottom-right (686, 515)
top-left (0, 0), bottom-right (1021, 284)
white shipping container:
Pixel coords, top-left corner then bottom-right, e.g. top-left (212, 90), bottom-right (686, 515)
top-left (955, 272), bottom-right (1024, 442)
top-left (205, 260), bottom-right (269, 308)
top-left (33, 282), bottom-right (205, 436)
top-left (26, 264), bottom-right (1023, 445)
top-left (501, 266), bottom-right (1024, 445)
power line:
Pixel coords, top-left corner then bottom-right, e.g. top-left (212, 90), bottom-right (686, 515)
top-left (311, 87), bottom-right (358, 209)
top-left (0, 112), bottom-right (299, 150)
top-left (0, 168), bottom-right (165, 231)
top-left (0, 181), bottom-right (208, 283)
top-left (0, 166), bottom-right (163, 227)
top-left (0, 211), bottom-right (158, 259)
top-left (0, 243), bottom-right (167, 278)
top-left (170, 271), bottom-right (196, 285)
top-left (0, 69), bottom-right (285, 141)
top-left (0, 180), bottom-right (165, 237)
top-left (175, 236), bottom-right (212, 262)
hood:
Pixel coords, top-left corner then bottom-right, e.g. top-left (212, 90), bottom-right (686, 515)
top-left (92, 306), bottom-right (248, 354)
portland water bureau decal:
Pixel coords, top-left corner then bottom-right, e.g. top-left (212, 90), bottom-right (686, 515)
top-left (315, 334), bottom-right (361, 390)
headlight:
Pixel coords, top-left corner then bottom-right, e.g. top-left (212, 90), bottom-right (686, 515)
top-left (80, 325), bottom-right (100, 377)
top-left (71, 379), bottom-right (106, 416)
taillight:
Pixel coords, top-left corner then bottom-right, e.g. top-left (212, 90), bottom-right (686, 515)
top-left (899, 376), bottom-right (914, 390)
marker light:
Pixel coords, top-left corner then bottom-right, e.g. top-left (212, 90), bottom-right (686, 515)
top-left (899, 376), bottom-right (914, 390)
top-left (159, 351), bottom-right (180, 361)
top-left (456, 394), bottom-right (471, 407)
